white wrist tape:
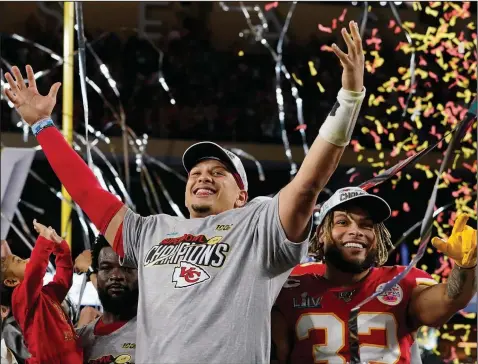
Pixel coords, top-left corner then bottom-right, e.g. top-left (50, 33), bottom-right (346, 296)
top-left (318, 87), bottom-right (366, 147)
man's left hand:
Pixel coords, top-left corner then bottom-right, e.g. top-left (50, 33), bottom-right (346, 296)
top-left (432, 213), bottom-right (477, 268)
top-left (331, 21), bottom-right (365, 92)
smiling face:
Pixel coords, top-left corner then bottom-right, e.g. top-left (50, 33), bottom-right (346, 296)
top-left (185, 159), bottom-right (248, 218)
top-left (319, 205), bottom-right (378, 274)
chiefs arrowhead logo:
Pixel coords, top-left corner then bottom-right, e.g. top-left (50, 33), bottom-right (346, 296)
top-left (172, 262), bottom-right (210, 288)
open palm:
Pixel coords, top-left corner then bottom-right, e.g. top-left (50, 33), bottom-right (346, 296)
top-left (3, 65), bottom-right (61, 125)
top-left (330, 21), bottom-right (364, 92)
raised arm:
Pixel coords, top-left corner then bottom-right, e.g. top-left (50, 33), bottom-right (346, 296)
top-left (3, 65), bottom-right (127, 254)
top-left (13, 221), bottom-right (56, 315)
top-left (279, 21), bottom-right (366, 242)
top-left (408, 214), bottom-right (477, 328)
top-left (45, 241), bottom-right (74, 303)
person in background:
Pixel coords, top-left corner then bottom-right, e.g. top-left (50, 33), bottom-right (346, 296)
top-left (1, 221), bottom-right (82, 364)
top-left (75, 235), bottom-right (138, 364)
top-left (272, 187), bottom-right (476, 363)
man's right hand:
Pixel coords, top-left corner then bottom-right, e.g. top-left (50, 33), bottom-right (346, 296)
top-left (75, 250), bottom-right (93, 273)
top-left (77, 306), bottom-right (102, 328)
top-left (3, 65), bottom-right (61, 125)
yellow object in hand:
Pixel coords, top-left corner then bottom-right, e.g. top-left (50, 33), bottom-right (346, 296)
top-left (431, 213), bottom-right (477, 268)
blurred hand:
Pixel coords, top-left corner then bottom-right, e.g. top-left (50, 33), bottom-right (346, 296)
top-left (33, 219), bottom-right (63, 244)
top-left (75, 250), bottom-right (92, 273)
top-left (432, 213), bottom-right (477, 268)
top-left (77, 306), bottom-right (101, 328)
top-left (3, 65), bottom-right (61, 125)
top-left (331, 21), bottom-right (365, 92)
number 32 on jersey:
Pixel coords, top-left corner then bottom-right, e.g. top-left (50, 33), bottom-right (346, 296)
top-left (296, 312), bottom-right (401, 363)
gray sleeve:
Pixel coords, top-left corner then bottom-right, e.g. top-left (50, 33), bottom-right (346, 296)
top-left (253, 192), bottom-right (310, 274)
top-left (122, 209), bottom-right (159, 268)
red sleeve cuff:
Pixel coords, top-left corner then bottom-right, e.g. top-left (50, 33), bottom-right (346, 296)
top-left (54, 240), bottom-right (71, 254)
top-left (36, 236), bottom-right (56, 251)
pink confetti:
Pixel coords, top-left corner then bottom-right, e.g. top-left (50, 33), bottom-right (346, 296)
top-left (349, 172), bottom-right (360, 183)
top-left (463, 162), bottom-right (477, 173)
top-left (318, 24), bottom-right (333, 33)
top-left (398, 97), bottom-right (406, 109)
top-left (443, 173), bottom-right (462, 183)
top-left (264, 2), bottom-right (278, 11)
top-left (391, 210), bottom-right (399, 217)
top-left (403, 202), bottom-right (410, 212)
top-left (295, 124), bottom-right (307, 131)
top-left (320, 45), bottom-right (334, 52)
top-left (388, 19), bottom-right (396, 28)
top-left (403, 122), bottom-right (413, 131)
top-left (413, 181), bottom-right (420, 190)
top-left (338, 8), bottom-right (347, 22)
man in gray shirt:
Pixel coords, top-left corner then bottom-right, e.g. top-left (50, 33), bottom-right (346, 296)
top-left (6, 21), bottom-right (365, 363)
top-left (76, 236), bottom-right (138, 364)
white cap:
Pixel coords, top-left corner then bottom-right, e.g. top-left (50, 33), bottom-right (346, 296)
top-left (182, 142), bottom-right (248, 191)
top-left (1, 147), bottom-right (36, 240)
top-left (315, 186), bottom-right (391, 227)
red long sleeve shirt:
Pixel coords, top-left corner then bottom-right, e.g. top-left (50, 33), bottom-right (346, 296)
top-left (12, 236), bottom-right (83, 363)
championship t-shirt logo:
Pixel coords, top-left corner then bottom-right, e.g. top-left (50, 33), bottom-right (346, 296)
top-left (144, 234), bottom-right (230, 288)
top-left (172, 262), bottom-right (210, 288)
top-left (88, 353), bottom-right (132, 364)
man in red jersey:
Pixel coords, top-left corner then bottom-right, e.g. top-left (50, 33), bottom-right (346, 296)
top-left (272, 187), bottom-right (476, 363)
top-left (1, 221), bottom-right (82, 364)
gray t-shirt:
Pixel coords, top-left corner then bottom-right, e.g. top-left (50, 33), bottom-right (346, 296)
top-left (122, 193), bottom-right (309, 363)
top-left (76, 317), bottom-right (137, 364)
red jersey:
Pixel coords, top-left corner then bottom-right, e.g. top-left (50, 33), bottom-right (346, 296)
top-left (12, 237), bottom-right (83, 364)
top-left (275, 262), bottom-right (437, 364)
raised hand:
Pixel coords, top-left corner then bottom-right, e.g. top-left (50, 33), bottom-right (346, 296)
top-left (432, 213), bottom-right (477, 268)
top-left (331, 21), bottom-right (364, 92)
top-left (33, 219), bottom-right (63, 244)
top-left (3, 65), bottom-right (61, 125)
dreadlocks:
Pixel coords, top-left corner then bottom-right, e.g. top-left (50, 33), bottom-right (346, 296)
top-left (309, 212), bottom-right (394, 266)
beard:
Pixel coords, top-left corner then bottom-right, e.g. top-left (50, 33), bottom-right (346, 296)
top-left (191, 204), bottom-right (212, 215)
top-left (324, 244), bottom-right (377, 274)
top-left (97, 286), bottom-right (139, 318)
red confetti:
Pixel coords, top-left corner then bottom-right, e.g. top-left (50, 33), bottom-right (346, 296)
top-left (318, 24), bottom-right (333, 33)
top-left (295, 124), bottom-right (307, 131)
top-left (332, 18), bottom-right (338, 30)
top-left (369, 130), bottom-right (381, 144)
top-left (264, 2), bottom-right (278, 11)
top-left (391, 210), bottom-right (399, 217)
